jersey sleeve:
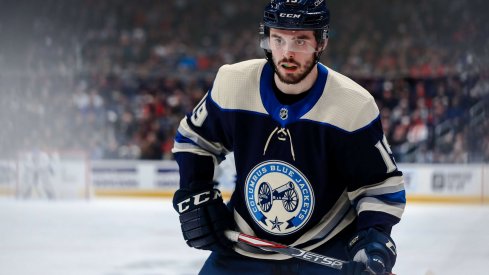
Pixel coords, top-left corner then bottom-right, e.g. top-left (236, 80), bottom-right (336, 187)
top-left (172, 89), bottom-right (232, 189)
top-left (340, 97), bottom-right (406, 233)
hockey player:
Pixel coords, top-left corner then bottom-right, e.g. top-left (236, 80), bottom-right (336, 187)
top-left (20, 150), bottom-right (56, 199)
top-left (172, 1), bottom-right (405, 274)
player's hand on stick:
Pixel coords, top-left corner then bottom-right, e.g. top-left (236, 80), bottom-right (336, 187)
top-left (172, 181), bottom-right (234, 253)
top-left (344, 228), bottom-right (397, 275)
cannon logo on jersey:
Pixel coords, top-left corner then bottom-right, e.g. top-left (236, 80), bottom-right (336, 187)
top-left (245, 160), bottom-right (314, 235)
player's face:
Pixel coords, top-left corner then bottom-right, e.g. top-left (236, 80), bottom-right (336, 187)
top-left (269, 28), bottom-right (318, 85)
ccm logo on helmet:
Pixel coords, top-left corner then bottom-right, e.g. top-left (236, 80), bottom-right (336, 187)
top-left (280, 13), bottom-right (301, 18)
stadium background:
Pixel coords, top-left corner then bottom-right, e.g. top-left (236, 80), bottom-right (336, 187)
top-left (0, 0), bottom-right (488, 201)
top-left (0, 1), bottom-right (489, 275)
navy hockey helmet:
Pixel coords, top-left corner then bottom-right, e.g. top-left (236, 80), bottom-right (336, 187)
top-left (260, 0), bottom-right (330, 61)
top-left (263, 0), bottom-right (330, 31)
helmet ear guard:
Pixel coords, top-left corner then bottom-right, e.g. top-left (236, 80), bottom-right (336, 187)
top-left (259, 23), bottom-right (273, 62)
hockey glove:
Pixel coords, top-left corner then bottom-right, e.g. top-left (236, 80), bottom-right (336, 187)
top-left (172, 184), bottom-right (234, 253)
top-left (345, 228), bottom-right (397, 275)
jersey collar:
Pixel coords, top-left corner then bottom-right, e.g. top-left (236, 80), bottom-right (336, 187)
top-left (260, 62), bottom-right (328, 127)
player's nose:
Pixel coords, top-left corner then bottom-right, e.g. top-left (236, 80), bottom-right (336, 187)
top-left (282, 47), bottom-right (295, 58)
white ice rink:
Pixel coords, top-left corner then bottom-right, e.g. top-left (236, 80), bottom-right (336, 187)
top-left (0, 198), bottom-right (488, 275)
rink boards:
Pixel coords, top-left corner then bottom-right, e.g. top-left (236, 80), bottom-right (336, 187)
top-left (1, 158), bottom-right (488, 203)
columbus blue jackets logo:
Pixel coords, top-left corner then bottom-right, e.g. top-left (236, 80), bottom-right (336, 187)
top-left (245, 161), bottom-right (314, 235)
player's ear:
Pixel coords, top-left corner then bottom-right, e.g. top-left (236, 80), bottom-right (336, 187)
top-left (318, 38), bottom-right (328, 51)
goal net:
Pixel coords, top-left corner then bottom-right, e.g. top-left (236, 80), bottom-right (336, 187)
top-left (16, 150), bottom-right (91, 200)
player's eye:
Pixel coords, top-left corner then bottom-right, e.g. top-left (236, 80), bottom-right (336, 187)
top-left (295, 39), bottom-right (306, 46)
top-left (272, 37), bottom-right (284, 46)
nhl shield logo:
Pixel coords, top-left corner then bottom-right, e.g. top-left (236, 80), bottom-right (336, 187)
top-left (279, 107), bottom-right (288, 120)
top-left (245, 161), bottom-right (314, 235)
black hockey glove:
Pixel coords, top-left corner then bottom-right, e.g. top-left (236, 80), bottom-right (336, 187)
top-left (343, 228), bottom-right (397, 275)
top-left (172, 184), bottom-right (234, 254)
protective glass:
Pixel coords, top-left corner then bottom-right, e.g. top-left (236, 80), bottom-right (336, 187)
top-left (260, 36), bottom-right (319, 54)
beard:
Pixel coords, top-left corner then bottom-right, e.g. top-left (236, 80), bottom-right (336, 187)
top-left (273, 56), bottom-right (316, 85)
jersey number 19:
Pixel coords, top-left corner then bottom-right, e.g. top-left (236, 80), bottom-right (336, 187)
top-left (374, 135), bottom-right (397, 173)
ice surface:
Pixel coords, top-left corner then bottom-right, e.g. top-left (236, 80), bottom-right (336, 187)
top-left (0, 198), bottom-right (488, 275)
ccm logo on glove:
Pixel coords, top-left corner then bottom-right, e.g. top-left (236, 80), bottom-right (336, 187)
top-left (176, 189), bottom-right (222, 213)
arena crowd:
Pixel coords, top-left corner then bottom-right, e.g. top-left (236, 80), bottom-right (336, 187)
top-left (1, 0), bottom-right (487, 162)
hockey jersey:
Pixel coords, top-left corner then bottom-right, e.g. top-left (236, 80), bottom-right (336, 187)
top-left (172, 59), bottom-right (405, 260)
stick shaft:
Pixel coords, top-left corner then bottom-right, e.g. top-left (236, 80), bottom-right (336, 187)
top-left (224, 230), bottom-right (345, 270)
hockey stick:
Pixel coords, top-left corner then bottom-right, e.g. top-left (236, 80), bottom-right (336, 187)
top-left (224, 230), bottom-right (395, 275)
top-left (225, 230), bottom-right (345, 270)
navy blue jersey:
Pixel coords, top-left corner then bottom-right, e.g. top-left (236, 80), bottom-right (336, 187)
top-left (173, 59), bottom-right (405, 260)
